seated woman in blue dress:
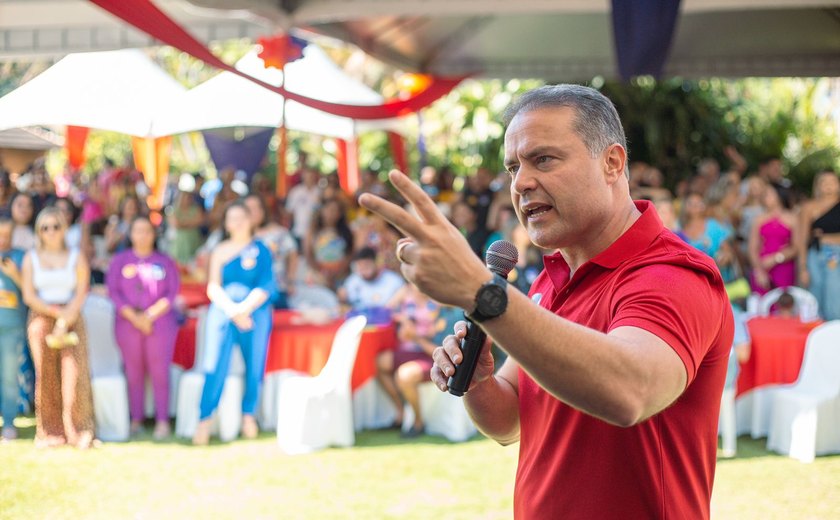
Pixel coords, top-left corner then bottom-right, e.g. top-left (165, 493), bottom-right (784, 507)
top-left (192, 201), bottom-right (275, 445)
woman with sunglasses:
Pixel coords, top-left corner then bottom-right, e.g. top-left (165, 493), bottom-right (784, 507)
top-left (21, 207), bottom-right (95, 448)
top-left (192, 201), bottom-right (274, 445)
top-left (107, 216), bottom-right (180, 439)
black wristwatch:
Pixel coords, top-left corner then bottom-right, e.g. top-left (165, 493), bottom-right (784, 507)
top-left (466, 273), bottom-right (508, 323)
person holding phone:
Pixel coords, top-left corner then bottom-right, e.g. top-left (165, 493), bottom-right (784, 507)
top-left (0, 218), bottom-right (26, 441)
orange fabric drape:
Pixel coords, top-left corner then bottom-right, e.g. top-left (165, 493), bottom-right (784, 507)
top-left (276, 126), bottom-right (288, 199)
top-left (65, 126), bottom-right (90, 169)
top-left (335, 138), bottom-right (359, 195)
top-left (131, 136), bottom-right (172, 212)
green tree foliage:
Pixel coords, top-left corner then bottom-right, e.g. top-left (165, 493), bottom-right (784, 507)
top-left (719, 78), bottom-right (840, 194)
top-left (600, 77), bottom-right (839, 194)
top-left (419, 79), bottom-right (543, 176)
top-left (600, 77), bottom-right (731, 185)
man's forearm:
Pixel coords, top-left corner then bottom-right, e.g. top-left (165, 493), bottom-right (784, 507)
top-left (464, 374), bottom-right (520, 445)
top-left (481, 287), bottom-right (685, 427)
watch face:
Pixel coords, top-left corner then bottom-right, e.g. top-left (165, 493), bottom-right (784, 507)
top-left (478, 284), bottom-right (507, 316)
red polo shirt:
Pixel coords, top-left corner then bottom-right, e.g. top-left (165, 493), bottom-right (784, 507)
top-left (514, 201), bottom-right (733, 519)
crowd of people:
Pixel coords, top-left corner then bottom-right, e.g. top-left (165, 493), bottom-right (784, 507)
top-left (634, 156), bottom-right (840, 321)
top-left (0, 137), bottom-right (837, 448)
top-left (0, 154), bottom-right (545, 446)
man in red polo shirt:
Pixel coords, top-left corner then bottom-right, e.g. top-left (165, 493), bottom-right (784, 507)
top-left (359, 85), bottom-right (733, 519)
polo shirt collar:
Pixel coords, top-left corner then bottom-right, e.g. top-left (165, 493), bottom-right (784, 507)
top-left (543, 200), bottom-right (664, 287)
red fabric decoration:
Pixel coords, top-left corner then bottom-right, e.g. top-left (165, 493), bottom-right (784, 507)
top-left (387, 131), bottom-right (408, 173)
top-left (88, 0), bottom-right (465, 120)
top-left (335, 138), bottom-right (359, 194)
top-left (257, 34), bottom-right (305, 70)
top-left (65, 125), bottom-right (90, 169)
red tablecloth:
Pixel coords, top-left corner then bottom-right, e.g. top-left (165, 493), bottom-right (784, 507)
top-left (736, 317), bottom-right (823, 397)
top-left (178, 282), bottom-right (210, 309)
top-left (172, 319), bottom-right (198, 369)
top-left (173, 310), bottom-right (397, 391)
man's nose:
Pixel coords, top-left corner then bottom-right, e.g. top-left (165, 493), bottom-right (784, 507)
top-left (511, 166), bottom-right (537, 195)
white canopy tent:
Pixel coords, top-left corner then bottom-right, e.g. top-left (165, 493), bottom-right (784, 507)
top-left (0, 44), bottom-right (407, 138)
top-left (0, 44), bottom-right (410, 197)
top-left (151, 44), bottom-right (408, 139)
top-left (0, 48), bottom-right (187, 136)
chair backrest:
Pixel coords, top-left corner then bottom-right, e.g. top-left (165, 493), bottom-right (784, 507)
top-left (757, 286), bottom-right (819, 321)
top-left (792, 320), bottom-right (840, 395)
top-left (82, 293), bottom-right (124, 378)
top-left (192, 306), bottom-right (209, 370)
top-left (316, 315), bottom-right (367, 391)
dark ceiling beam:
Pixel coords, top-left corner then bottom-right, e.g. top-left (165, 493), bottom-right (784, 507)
top-left (420, 16), bottom-right (493, 72)
top-left (307, 25), bottom-right (420, 71)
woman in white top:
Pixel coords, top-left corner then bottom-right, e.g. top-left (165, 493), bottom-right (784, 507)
top-left (21, 207), bottom-right (95, 449)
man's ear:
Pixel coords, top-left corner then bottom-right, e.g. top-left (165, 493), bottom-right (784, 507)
top-left (603, 144), bottom-right (627, 185)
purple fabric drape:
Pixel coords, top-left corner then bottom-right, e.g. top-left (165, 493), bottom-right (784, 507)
top-left (201, 128), bottom-right (274, 180)
top-left (612, 0), bottom-right (682, 80)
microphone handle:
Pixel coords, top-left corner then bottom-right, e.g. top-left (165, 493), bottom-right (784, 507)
top-left (447, 319), bottom-right (488, 397)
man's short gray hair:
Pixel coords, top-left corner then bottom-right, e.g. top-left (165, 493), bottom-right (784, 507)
top-left (504, 84), bottom-right (629, 178)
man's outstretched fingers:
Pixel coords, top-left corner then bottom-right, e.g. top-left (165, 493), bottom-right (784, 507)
top-left (387, 170), bottom-right (448, 227)
top-left (358, 192), bottom-right (426, 241)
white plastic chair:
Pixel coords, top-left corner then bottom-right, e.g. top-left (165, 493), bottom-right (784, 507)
top-left (275, 316), bottom-right (367, 454)
top-left (719, 387), bottom-right (737, 457)
top-left (758, 286), bottom-right (819, 321)
top-left (259, 370), bottom-right (302, 432)
top-left (402, 382), bottom-right (478, 442)
top-left (352, 378), bottom-right (397, 431)
top-left (83, 294), bottom-right (130, 442)
top-left (174, 307), bottom-right (246, 441)
top-left (767, 321), bottom-right (840, 462)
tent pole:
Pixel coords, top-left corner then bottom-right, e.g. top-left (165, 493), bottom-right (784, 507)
top-left (276, 73), bottom-right (288, 199)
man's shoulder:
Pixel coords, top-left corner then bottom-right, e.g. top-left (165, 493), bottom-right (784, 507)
top-left (638, 228), bottom-right (722, 278)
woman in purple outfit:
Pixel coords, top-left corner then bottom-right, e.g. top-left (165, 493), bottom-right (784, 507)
top-left (106, 216), bottom-right (180, 439)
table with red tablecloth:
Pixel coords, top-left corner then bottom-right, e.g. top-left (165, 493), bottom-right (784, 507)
top-left (177, 282), bottom-right (211, 309)
top-left (173, 309), bottom-right (396, 392)
top-left (735, 316), bottom-right (823, 438)
top-left (736, 317), bottom-right (823, 397)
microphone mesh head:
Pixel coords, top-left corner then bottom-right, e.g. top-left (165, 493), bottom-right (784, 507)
top-left (485, 240), bottom-right (519, 277)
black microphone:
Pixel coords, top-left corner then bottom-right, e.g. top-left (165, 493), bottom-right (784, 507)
top-left (448, 240), bottom-right (518, 396)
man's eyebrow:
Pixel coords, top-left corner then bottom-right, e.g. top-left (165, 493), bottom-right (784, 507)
top-left (505, 145), bottom-right (565, 167)
top-left (521, 145), bottom-right (564, 160)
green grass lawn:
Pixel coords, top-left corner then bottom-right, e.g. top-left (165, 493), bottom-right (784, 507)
top-left (1, 416), bottom-right (839, 519)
